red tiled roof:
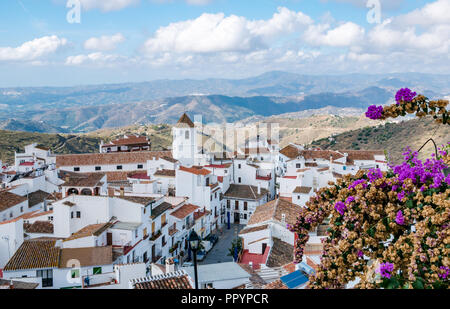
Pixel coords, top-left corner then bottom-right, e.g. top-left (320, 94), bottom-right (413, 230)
top-left (133, 271), bottom-right (193, 289)
top-left (56, 151), bottom-right (172, 167)
top-left (170, 204), bottom-right (199, 219)
top-left (128, 173), bottom-right (150, 180)
top-left (103, 135), bottom-right (149, 147)
top-left (204, 164), bottom-right (231, 169)
top-left (179, 166), bottom-right (211, 176)
top-left (175, 113), bottom-right (195, 128)
top-left (0, 192), bottom-right (27, 212)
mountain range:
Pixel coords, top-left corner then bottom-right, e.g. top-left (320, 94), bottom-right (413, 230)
top-left (0, 71), bottom-right (448, 133)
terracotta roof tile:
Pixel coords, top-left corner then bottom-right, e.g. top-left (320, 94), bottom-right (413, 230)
top-left (179, 166), bottom-right (211, 176)
top-left (56, 151), bottom-right (172, 167)
top-left (224, 184), bottom-right (268, 200)
top-left (61, 172), bottom-right (105, 187)
top-left (103, 135), bottom-right (149, 147)
top-left (263, 279), bottom-right (288, 289)
top-left (239, 224), bottom-right (269, 235)
top-left (293, 186), bottom-right (312, 194)
top-left (170, 204), bottom-right (199, 219)
top-left (4, 239), bottom-right (60, 271)
top-left (175, 113), bottom-right (195, 128)
top-left (24, 221), bottom-right (54, 234)
top-left (280, 145), bottom-right (300, 159)
top-left (266, 238), bottom-right (294, 268)
top-left (248, 199), bottom-right (301, 226)
top-left (59, 246), bottom-right (112, 268)
top-left (0, 191), bottom-right (27, 212)
top-left (63, 223), bottom-right (112, 242)
top-left (154, 169), bottom-right (176, 177)
top-left (116, 196), bottom-right (155, 205)
top-left (133, 271), bottom-right (193, 289)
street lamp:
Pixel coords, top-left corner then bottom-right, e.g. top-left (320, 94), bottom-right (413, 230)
top-left (188, 231), bottom-right (200, 289)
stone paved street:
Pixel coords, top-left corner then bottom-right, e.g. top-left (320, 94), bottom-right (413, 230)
top-left (199, 224), bottom-right (244, 265)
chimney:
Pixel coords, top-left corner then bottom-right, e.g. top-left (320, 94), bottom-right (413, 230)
top-left (257, 183), bottom-right (261, 195)
top-left (166, 257), bottom-right (176, 273)
top-left (108, 187), bottom-right (115, 197)
top-left (120, 187), bottom-right (125, 197)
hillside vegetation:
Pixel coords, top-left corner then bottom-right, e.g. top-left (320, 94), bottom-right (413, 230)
top-left (310, 116), bottom-right (450, 164)
top-left (0, 131), bottom-right (101, 164)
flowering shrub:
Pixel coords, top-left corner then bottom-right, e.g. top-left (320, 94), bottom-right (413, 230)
top-left (366, 88), bottom-right (449, 125)
top-left (289, 147), bottom-right (449, 289)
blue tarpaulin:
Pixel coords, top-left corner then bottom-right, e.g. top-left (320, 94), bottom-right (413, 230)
top-left (280, 270), bottom-right (308, 289)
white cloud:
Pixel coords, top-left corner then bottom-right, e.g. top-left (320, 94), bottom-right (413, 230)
top-left (0, 35), bottom-right (67, 62)
top-left (84, 33), bottom-right (125, 51)
top-left (78, 0), bottom-right (139, 12)
top-left (395, 0), bottom-right (450, 27)
top-left (304, 22), bottom-right (365, 47)
top-left (143, 7), bottom-right (312, 54)
top-left (65, 52), bottom-right (126, 66)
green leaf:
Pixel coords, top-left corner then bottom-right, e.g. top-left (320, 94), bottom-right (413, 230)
top-left (412, 278), bottom-right (425, 289)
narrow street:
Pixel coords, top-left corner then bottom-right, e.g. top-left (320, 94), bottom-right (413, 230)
top-left (199, 224), bottom-right (244, 265)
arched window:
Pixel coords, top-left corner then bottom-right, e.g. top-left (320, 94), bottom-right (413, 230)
top-left (81, 188), bottom-right (93, 196)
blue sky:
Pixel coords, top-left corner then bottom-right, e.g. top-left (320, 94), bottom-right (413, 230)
top-left (0, 0), bottom-right (448, 86)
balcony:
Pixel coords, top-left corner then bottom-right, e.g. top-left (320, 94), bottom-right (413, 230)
top-left (168, 224), bottom-right (178, 236)
top-left (161, 221), bottom-right (168, 229)
top-left (150, 230), bottom-right (162, 241)
top-left (256, 173), bottom-right (272, 181)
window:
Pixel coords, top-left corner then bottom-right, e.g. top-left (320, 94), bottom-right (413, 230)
top-left (235, 201), bottom-right (239, 210)
top-left (93, 267), bottom-right (102, 275)
top-left (37, 269), bottom-right (53, 288)
top-left (71, 212), bottom-right (74, 219)
top-left (135, 229), bottom-right (138, 238)
top-left (244, 214), bottom-right (247, 220)
top-left (20, 206), bottom-right (23, 212)
top-left (117, 165), bottom-right (123, 170)
top-left (95, 166), bottom-right (101, 171)
top-left (76, 211), bottom-right (81, 218)
top-left (206, 177), bottom-right (210, 186)
top-left (227, 200), bottom-right (230, 209)
top-left (138, 164), bottom-right (144, 169)
top-left (71, 269), bottom-right (80, 278)
top-left (74, 167), bottom-right (80, 172)
top-left (238, 177), bottom-right (242, 183)
top-left (296, 163), bottom-right (301, 168)
top-left (244, 202), bottom-right (248, 211)
top-left (162, 214), bottom-right (166, 226)
top-left (238, 164), bottom-right (241, 169)
top-left (9, 212), bottom-right (13, 218)
top-left (152, 222), bottom-right (156, 234)
top-left (185, 130), bottom-right (190, 139)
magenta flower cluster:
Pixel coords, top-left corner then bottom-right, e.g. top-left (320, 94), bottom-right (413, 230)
top-left (365, 105), bottom-right (384, 120)
top-left (395, 88), bottom-right (417, 105)
top-left (395, 210), bottom-right (405, 225)
top-left (378, 262), bottom-right (394, 279)
top-left (348, 179), bottom-right (368, 190)
top-left (439, 266), bottom-right (449, 279)
top-left (392, 147), bottom-right (450, 189)
top-left (368, 168), bottom-right (383, 182)
top-left (334, 201), bottom-right (347, 216)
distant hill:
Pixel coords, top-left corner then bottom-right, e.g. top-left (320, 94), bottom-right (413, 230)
top-left (0, 131), bottom-right (102, 164)
top-left (24, 88), bottom-right (394, 133)
top-left (0, 119), bottom-right (67, 133)
top-left (1, 71), bottom-right (448, 132)
top-left (310, 117), bottom-right (450, 164)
